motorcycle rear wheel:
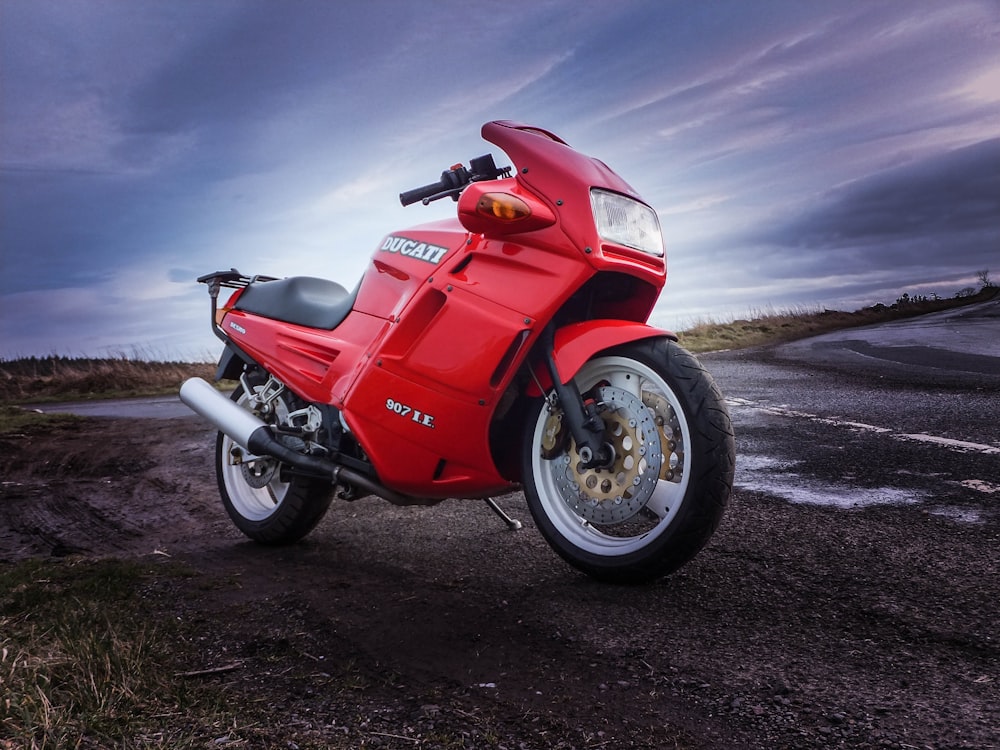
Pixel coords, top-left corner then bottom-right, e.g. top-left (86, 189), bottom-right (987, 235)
top-left (215, 384), bottom-right (333, 544)
top-left (522, 338), bottom-right (734, 583)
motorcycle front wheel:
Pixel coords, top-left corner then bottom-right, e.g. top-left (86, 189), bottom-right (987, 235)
top-left (522, 338), bottom-right (735, 583)
top-left (216, 384), bottom-right (333, 544)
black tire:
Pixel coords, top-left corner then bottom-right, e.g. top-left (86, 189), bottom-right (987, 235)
top-left (215, 385), bottom-right (333, 544)
top-left (521, 338), bottom-right (734, 583)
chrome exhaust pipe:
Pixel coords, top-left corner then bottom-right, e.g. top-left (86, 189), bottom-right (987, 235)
top-left (179, 377), bottom-right (332, 475)
top-left (179, 377), bottom-right (264, 451)
top-left (179, 377), bottom-right (434, 507)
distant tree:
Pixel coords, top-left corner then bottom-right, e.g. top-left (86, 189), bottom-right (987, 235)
top-left (976, 269), bottom-right (993, 288)
top-left (956, 287), bottom-right (977, 298)
top-left (894, 292), bottom-right (927, 305)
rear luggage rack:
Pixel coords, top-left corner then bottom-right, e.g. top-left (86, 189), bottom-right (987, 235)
top-left (197, 269), bottom-right (280, 346)
top-left (197, 268), bottom-right (280, 290)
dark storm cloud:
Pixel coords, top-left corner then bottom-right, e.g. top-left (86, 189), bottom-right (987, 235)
top-left (770, 139), bottom-right (1000, 250)
top-left (2, 0), bottom-right (999, 357)
top-left (121, 7), bottom-right (358, 136)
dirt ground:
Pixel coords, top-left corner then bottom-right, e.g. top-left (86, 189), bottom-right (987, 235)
top-left (1, 415), bottom-right (997, 749)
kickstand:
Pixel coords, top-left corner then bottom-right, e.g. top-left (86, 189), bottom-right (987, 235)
top-left (485, 497), bottom-right (522, 531)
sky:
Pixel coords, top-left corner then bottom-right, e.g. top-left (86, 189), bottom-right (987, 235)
top-left (1, 0), bottom-right (999, 360)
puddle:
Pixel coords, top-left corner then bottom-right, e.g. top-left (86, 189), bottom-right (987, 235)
top-left (736, 453), bottom-right (996, 523)
top-left (742, 476), bottom-right (923, 509)
top-left (737, 453), bottom-right (924, 509)
top-left (926, 506), bottom-right (985, 524)
top-left (736, 454), bottom-right (797, 472)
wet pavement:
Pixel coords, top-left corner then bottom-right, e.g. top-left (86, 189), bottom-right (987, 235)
top-left (772, 295), bottom-right (1000, 383)
top-left (702, 298), bottom-right (999, 519)
top-left (33, 394), bottom-right (195, 419)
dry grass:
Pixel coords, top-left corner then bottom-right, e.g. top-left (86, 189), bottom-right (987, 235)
top-left (0, 357), bottom-right (214, 405)
top-left (0, 560), bottom-right (360, 749)
top-left (0, 560), bottom-right (210, 749)
top-left (674, 289), bottom-right (996, 353)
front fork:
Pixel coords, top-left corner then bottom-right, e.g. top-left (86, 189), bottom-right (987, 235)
top-left (538, 325), bottom-right (612, 470)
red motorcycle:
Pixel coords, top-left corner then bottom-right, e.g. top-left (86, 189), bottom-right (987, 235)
top-left (181, 121), bottom-right (734, 583)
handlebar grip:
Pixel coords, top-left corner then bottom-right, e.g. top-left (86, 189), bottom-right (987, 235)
top-left (399, 181), bottom-right (446, 207)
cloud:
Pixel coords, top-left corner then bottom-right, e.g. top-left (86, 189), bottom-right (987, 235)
top-left (957, 64), bottom-right (1000, 104)
top-left (0, 1), bottom-right (235, 175)
top-left (771, 138), bottom-right (1000, 250)
top-left (2, 0), bottom-right (999, 358)
top-left (0, 263), bottom-right (218, 360)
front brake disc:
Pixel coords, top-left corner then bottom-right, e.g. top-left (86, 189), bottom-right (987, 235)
top-left (548, 385), bottom-right (662, 525)
top-left (642, 391), bottom-right (685, 483)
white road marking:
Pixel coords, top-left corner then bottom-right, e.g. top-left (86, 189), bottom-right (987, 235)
top-left (725, 398), bottom-right (892, 434)
top-left (727, 398), bottom-right (999, 455)
top-left (898, 433), bottom-right (1000, 455)
top-left (728, 399), bottom-right (996, 520)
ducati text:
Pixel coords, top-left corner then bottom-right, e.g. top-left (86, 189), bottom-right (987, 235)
top-left (380, 235), bottom-right (448, 265)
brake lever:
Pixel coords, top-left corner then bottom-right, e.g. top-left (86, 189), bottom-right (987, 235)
top-left (421, 187), bottom-right (465, 204)
top-left (419, 162), bottom-right (512, 204)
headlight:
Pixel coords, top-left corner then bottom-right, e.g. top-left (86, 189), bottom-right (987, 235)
top-left (590, 188), bottom-right (664, 257)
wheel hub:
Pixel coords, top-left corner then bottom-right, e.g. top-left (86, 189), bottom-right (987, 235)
top-left (229, 445), bottom-right (279, 489)
top-left (548, 385), bottom-right (662, 525)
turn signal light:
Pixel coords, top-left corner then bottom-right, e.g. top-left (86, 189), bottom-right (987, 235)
top-left (476, 193), bottom-right (532, 222)
top-left (458, 180), bottom-right (556, 236)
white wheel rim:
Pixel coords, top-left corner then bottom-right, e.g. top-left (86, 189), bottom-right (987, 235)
top-left (530, 355), bottom-right (693, 557)
top-left (219, 391), bottom-right (291, 522)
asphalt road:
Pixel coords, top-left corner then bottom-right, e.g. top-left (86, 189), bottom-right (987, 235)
top-left (702, 296), bottom-right (1000, 520)
top-left (771, 295), bottom-right (1000, 384)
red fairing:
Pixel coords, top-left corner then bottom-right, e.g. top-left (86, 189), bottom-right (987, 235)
top-left (552, 320), bottom-right (675, 384)
top-left (185, 120), bottom-right (735, 584)
top-left (216, 121), bottom-right (671, 497)
top-left (220, 308), bottom-right (388, 407)
top-left (480, 121), bottom-right (666, 280)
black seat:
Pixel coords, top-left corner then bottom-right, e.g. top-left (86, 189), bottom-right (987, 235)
top-left (233, 276), bottom-right (357, 330)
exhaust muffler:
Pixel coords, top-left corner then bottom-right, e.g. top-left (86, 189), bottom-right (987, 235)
top-left (178, 377), bottom-right (432, 506)
top-left (179, 376), bottom-right (344, 477)
top-left (179, 377), bottom-right (264, 451)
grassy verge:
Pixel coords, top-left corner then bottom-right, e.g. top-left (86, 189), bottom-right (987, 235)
top-left (0, 405), bottom-right (81, 434)
top-left (674, 287), bottom-right (996, 353)
top-left (0, 559), bottom-right (216, 749)
top-left (0, 357), bottom-right (214, 405)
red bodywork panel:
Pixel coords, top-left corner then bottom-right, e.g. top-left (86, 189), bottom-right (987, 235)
top-left (218, 122), bottom-right (670, 498)
top-left (553, 320), bottom-right (674, 384)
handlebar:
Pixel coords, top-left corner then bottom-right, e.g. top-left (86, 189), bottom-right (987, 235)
top-left (399, 179), bottom-right (453, 207)
top-left (399, 154), bottom-right (510, 207)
